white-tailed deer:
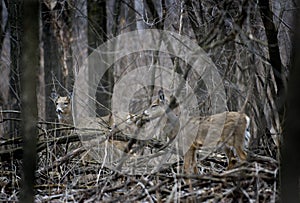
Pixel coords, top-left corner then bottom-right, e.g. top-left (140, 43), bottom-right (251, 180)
top-left (143, 90), bottom-right (251, 174)
top-left (51, 93), bottom-right (73, 124)
top-left (50, 92), bottom-right (114, 126)
top-left (50, 93), bottom-right (144, 154)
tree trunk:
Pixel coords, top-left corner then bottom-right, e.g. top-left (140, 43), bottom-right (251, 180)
top-left (19, 0), bottom-right (39, 201)
top-left (41, 2), bottom-right (62, 122)
top-left (7, 0), bottom-right (22, 138)
top-left (88, 0), bottom-right (114, 117)
top-left (258, 0), bottom-right (285, 112)
top-left (280, 2), bottom-right (300, 201)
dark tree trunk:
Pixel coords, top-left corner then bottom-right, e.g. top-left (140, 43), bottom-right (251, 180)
top-left (7, 0), bottom-right (22, 138)
top-left (41, 2), bottom-right (62, 122)
top-left (0, 0), bottom-right (9, 138)
top-left (280, 2), bottom-right (300, 201)
top-left (88, 0), bottom-right (114, 117)
top-left (0, 0), bottom-right (5, 52)
top-left (258, 0), bottom-right (285, 112)
top-left (19, 0), bottom-right (39, 202)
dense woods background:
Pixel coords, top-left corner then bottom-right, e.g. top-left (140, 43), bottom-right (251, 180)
top-left (0, 0), bottom-right (298, 202)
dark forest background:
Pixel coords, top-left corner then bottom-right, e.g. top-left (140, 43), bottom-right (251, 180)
top-left (0, 0), bottom-right (298, 202)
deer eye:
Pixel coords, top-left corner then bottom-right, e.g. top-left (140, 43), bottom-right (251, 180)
top-left (64, 102), bottom-right (69, 105)
top-left (56, 103), bottom-right (58, 106)
top-left (151, 104), bottom-right (158, 109)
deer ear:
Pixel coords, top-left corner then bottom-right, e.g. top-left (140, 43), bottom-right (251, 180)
top-left (158, 89), bottom-right (165, 103)
top-left (67, 92), bottom-right (73, 100)
top-left (50, 92), bottom-right (59, 102)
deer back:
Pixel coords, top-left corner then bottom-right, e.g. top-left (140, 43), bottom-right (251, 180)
top-left (196, 112), bottom-right (250, 148)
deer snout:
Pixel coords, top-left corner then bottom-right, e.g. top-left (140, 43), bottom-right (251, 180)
top-left (143, 110), bottom-right (150, 116)
top-left (56, 107), bottom-right (63, 115)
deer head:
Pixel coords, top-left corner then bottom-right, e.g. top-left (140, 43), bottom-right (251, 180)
top-left (50, 92), bottom-right (73, 124)
top-left (143, 90), bottom-right (180, 141)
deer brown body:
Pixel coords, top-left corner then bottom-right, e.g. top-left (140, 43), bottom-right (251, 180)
top-left (183, 111), bottom-right (250, 174)
top-left (143, 91), bottom-right (251, 174)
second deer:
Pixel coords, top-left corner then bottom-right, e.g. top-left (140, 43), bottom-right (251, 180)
top-left (143, 90), bottom-right (251, 174)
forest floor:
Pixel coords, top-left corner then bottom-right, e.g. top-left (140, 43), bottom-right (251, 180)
top-left (0, 124), bottom-right (278, 202)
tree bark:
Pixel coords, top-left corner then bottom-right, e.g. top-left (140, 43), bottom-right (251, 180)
top-left (88, 0), bottom-right (114, 117)
top-left (41, 2), bottom-right (61, 122)
top-left (7, 0), bottom-right (22, 138)
top-left (280, 1), bottom-right (300, 200)
top-left (19, 0), bottom-right (39, 202)
top-left (258, 0), bottom-right (285, 111)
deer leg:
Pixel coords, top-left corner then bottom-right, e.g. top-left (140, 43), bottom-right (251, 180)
top-left (225, 147), bottom-right (236, 169)
top-left (183, 146), bottom-right (198, 186)
top-left (236, 146), bottom-right (247, 161)
top-left (184, 147), bottom-right (197, 175)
